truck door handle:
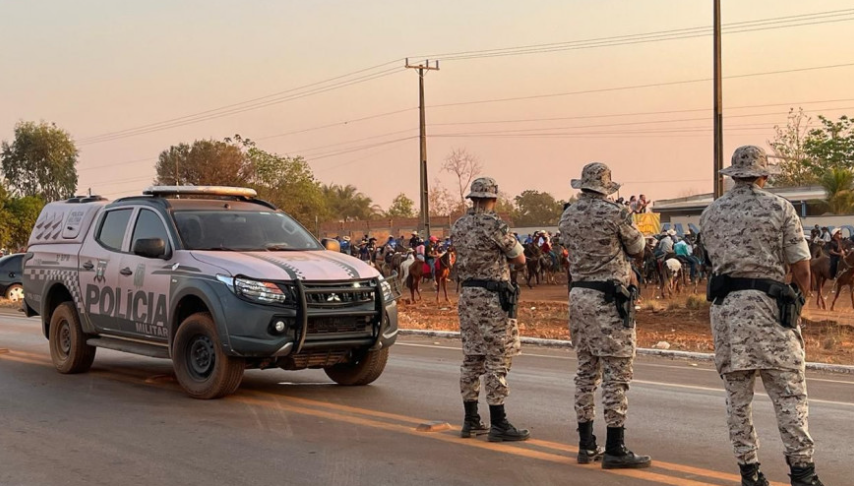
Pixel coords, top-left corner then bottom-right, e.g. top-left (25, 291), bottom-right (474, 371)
top-left (120, 267), bottom-right (133, 276)
top-left (82, 262), bottom-right (94, 271)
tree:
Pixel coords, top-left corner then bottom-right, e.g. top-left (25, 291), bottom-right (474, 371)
top-left (495, 192), bottom-right (517, 219)
top-left (6, 196), bottom-right (44, 249)
top-left (321, 184), bottom-right (379, 221)
top-left (513, 190), bottom-right (566, 227)
top-left (428, 178), bottom-right (453, 216)
top-left (815, 167), bottom-right (854, 215)
top-left (385, 193), bottom-right (416, 218)
top-left (769, 108), bottom-right (817, 187)
top-left (804, 115), bottom-right (854, 176)
top-left (1, 121), bottom-right (78, 202)
top-left (248, 147), bottom-right (326, 228)
top-left (154, 138), bottom-right (251, 186)
top-left (441, 148), bottom-right (484, 209)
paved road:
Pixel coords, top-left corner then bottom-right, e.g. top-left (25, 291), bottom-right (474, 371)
top-left (1, 311), bottom-right (852, 486)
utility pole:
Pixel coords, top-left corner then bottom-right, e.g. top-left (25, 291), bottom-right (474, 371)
top-left (406, 58), bottom-right (439, 237)
top-left (713, 0), bottom-right (724, 199)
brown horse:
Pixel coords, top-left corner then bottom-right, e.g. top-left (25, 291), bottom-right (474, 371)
top-left (523, 243), bottom-right (542, 289)
top-left (435, 248), bottom-right (456, 302)
top-left (830, 251), bottom-right (854, 310)
top-left (407, 258), bottom-right (425, 303)
top-left (811, 245), bottom-right (832, 309)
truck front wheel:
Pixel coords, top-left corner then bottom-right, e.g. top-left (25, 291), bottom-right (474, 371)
top-left (324, 347), bottom-right (390, 386)
top-left (49, 302), bottom-right (96, 374)
top-left (173, 312), bottom-right (245, 399)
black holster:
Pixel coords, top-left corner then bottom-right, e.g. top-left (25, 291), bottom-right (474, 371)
top-left (706, 274), bottom-right (805, 329)
top-left (571, 280), bottom-right (637, 328)
top-left (461, 279), bottom-right (521, 319)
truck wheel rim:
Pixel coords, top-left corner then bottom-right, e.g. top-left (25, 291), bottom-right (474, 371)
top-left (188, 335), bottom-right (215, 379)
top-left (7, 286), bottom-right (23, 302)
top-left (58, 321), bottom-right (72, 357)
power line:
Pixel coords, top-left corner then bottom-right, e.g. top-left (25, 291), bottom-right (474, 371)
top-left (416, 10), bottom-right (854, 62)
top-left (77, 157), bottom-right (155, 172)
top-left (255, 107), bottom-right (417, 141)
top-left (78, 67), bottom-right (405, 146)
top-left (285, 128), bottom-right (418, 156)
top-left (429, 62), bottom-right (854, 108)
top-left (429, 98), bottom-right (854, 127)
top-left (306, 136), bottom-right (418, 161)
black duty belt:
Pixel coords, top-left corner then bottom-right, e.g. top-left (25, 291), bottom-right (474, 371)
top-left (461, 279), bottom-right (503, 292)
top-left (724, 277), bottom-right (781, 294)
top-left (570, 281), bottom-right (614, 293)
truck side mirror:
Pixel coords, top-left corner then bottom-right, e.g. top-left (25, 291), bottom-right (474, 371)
top-left (133, 238), bottom-right (168, 259)
top-left (321, 238), bottom-right (340, 252)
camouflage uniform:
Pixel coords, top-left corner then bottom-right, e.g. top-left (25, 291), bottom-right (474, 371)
top-left (559, 163), bottom-right (645, 428)
top-left (700, 146), bottom-right (815, 468)
top-left (452, 179), bottom-right (524, 406)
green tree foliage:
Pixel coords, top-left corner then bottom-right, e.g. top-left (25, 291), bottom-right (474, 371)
top-left (815, 167), bottom-right (854, 215)
top-left (513, 190), bottom-right (566, 227)
top-left (1, 121), bottom-right (78, 202)
top-left (769, 108), bottom-right (817, 187)
top-left (248, 147), bottom-right (326, 228)
top-left (154, 138), bottom-right (252, 186)
top-left (321, 184), bottom-right (378, 221)
top-left (804, 115), bottom-right (854, 176)
top-left (385, 193), bottom-right (416, 218)
top-left (7, 196), bottom-right (45, 249)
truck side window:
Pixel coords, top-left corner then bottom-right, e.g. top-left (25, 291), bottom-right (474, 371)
top-left (131, 210), bottom-right (169, 249)
top-left (97, 209), bottom-right (133, 251)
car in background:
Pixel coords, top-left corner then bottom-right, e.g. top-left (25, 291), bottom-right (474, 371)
top-left (0, 253), bottom-right (24, 302)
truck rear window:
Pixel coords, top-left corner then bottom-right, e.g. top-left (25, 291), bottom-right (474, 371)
top-left (173, 210), bottom-right (322, 251)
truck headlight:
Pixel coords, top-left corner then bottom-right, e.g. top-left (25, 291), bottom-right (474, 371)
top-left (379, 278), bottom-right (393, 302)
top-left (219, 275), bottom-right (287, 305)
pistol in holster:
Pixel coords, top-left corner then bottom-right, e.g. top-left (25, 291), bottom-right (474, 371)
top-left (706, 274), bottom-right (804, 329)
top-left (498, 281), bottom-right (521, 319)
top-left (614, 282), bottom-right (638, 329)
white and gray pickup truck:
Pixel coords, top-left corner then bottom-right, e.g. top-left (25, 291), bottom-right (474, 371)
top-left (22, 186), bottom-right (399, 399)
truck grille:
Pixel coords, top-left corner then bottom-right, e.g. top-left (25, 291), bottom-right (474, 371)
top-left (301, 280), bottom-right (376, 308)
top-left (280, 350), bottom-right (349, 370)
top-left (306, 316), bottom-right (371, 335)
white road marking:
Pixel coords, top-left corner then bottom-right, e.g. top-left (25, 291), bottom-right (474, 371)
top-left (396, 342), bottom-right (854, 385)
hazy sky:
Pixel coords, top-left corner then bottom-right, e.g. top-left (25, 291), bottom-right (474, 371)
top-left (2, 0), bottom-right (853, 209)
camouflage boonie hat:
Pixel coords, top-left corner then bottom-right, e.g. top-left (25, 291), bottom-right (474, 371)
top-left (466, 177), bottom-right (499, 199)
top-left (720, 145), bottom-right (771, 178)
top-left (571, 162), bottom-right (620, 195)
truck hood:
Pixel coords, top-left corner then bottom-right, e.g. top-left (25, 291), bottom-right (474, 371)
top-left (190, 250), bottom-right (380, 281)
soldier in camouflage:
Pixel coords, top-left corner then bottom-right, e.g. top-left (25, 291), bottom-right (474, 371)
top-left (451, 177), bottom-right (530, 442)
top-left (559, 162), bottom-right (652, 469)
top-left (701, 146), bottom-right (825, 486)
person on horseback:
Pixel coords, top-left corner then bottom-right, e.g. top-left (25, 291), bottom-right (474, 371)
top-left (340, 236), bottom-right (351, 254)
top-left (560, 162), bottom-right (651, 469)
top-left (829, 228), bottom-right (844, 279)
top-left (452, 176), bottom-right (529, 443)
top-left (426, 236), bottom-right (440, 281)
top-left (674, 236), bottom-right (699, 283)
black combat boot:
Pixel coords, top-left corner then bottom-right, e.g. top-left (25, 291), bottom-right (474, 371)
top-left (738, 463), bottom-right (770, 486)
top-left (789, 463), bottom-right (825, 486)
top-left (577, 421), bottom-right (605, 464)
top-left (487, 404), bottom-right (531, 442)
top-left (460, 401), bottom-right (489, 438)
top-left (601, 427), bottom-right (652, 469)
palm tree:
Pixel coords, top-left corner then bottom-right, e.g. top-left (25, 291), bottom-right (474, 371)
top-left (818, 168), bottom-right (854, 215)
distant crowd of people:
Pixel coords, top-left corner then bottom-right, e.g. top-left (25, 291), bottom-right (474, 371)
top-left (613, 194), bottom-right (650, 214)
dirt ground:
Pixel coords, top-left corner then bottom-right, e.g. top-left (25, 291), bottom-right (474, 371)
top-left (397, 281), bottom-right (854, 366)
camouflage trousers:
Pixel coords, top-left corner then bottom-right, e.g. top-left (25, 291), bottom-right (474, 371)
top-left (574, 347), bottom-right (633, 427)
top-left (722, 369), bottom-right (815, 465)
top-left (459, 287), bottom-right (521, 406)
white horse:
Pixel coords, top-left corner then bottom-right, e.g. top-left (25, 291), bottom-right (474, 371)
top-left (398, 252), bottom-right (416, 290)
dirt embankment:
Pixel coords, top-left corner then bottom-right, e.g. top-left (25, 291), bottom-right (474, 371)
top-left (397, 284), bottom-right (854, 366)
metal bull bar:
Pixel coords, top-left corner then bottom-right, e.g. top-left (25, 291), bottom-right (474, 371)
top-left (292, 277), bottom-right (389, 354)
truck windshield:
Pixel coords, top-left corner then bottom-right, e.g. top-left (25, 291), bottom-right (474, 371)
top-left (174, 210), bottom-right (323, 251)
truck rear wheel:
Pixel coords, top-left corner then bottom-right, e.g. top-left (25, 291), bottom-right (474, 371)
top-left (324, 347), bottom-right (389, 386)
top-left (49, 302), bottom-right (96, 374)
top-left (173, 312), bottom-right (245, 399)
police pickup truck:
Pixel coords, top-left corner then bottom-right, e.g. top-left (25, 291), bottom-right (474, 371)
top-left (22, 186), bottom-right (399, 399)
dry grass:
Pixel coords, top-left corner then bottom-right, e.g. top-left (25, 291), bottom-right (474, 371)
top-left (398, 291), bottom-right (854, 365)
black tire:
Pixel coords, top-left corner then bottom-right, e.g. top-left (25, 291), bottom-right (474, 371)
top-left (48, 302), bottom-right (96, 374)
top-left (5, 283), bottom-right (24, 302)
top-left (324, 347), bottom-right (390, 386)
top-left (172, 312), bottom-right (245, 399)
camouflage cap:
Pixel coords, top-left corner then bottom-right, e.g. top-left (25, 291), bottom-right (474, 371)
top-left (570, 162), bottom-right (620, 195)
top-left (720, 145), bottom-right (770, 178)
top-left (466, 177), bottom-right (499, 199)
